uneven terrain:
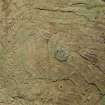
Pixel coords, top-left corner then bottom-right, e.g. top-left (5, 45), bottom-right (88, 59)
top-left (0, 0), bottom-right (105, 105)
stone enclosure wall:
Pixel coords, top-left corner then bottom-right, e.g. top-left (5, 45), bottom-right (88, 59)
top-left (0, 0), bottom-right (105, 105)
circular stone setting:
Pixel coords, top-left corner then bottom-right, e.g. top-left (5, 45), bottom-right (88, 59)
top-left (54, 47), bottom-right (69, 62)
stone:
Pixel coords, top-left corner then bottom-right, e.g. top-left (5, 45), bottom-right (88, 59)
top-left (54, 47), bottom-right (69, 62)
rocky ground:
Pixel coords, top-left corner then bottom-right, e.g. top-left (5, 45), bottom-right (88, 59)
top-left (0, 0), bottom-right (105, 105)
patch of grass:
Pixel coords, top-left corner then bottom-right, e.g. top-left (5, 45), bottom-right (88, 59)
top-left (101, 95), bottom-right (105, 105)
